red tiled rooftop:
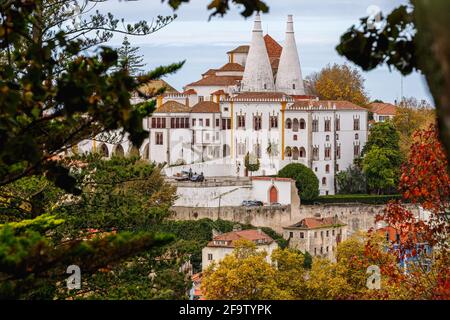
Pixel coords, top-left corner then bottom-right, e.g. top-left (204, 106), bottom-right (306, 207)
top-left (190, 101), bottom-right (220, 113)
top-left (287, 217), bottom-right (346, 229)
top-left (264, 34), bottom-right (282, 58)
top-left (154, 100), bottom-right (190, 113)
top-left (183, 88), bottom-right (197, 95)
top-left (218, 63), bottom-right (244, 72)
top-left (289, 100), bottom-right (366, 111)
top-left (369, 102), bottom-right (397, 116)
top-left (185, 75), bottom-right (242, 87)
top-left (207, 229), bottom-right (274, 248)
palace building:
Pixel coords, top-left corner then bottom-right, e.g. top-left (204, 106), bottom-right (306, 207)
top-left (77, 13), bottom-right (368, 196)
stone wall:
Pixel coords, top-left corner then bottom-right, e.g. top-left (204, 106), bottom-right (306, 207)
top-left (171, 203), bottom-right (420, 235)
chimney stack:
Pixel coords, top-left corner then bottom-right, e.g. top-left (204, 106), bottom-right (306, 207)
top-left (275, 15), bottom-right (305, 95)
top-left (241, 12), bottom-right (275, 92)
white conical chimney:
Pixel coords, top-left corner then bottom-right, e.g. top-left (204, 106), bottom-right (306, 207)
top-left (276, 15), bottom-right (305, 95)
top-left (241, 12), bottom-right (275, 92)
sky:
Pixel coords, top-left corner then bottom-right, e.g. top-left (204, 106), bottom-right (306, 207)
top-left (91, 0), bottom-right (432, 104)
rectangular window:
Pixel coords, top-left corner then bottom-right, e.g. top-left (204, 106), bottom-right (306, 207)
top-left (312, 119), bottom-right (319, 132)
top-left (300, 232), bottom-right (304, 239)
top-left (155, 132), bottom-right (163, 145)
top-left (185, 118), bottom-right (190, 128)
top-left (354, 144), bottom-right (360, 157)
top-left (162, 118), bottom-right (166, 128)
top-left (199, 119), bottom-right (203, 126)
top-left (237, 115), bottom-right (245, 128)
top-left (354, 118), bottom-right (360, 130)
top-left (270, 116), bottom-right (278, 128)
top-left (151, 118), bottom-right (156, 128)
top-left (175, 118), bottom-right (180, 129)
top-left (326, 230), bottom-right (329, 237)
top-left (206, 119), bottom-right (210, 127)
top-left (253, 115), bottom-right (262, 131)
top-left (207, 253), bottom-right (213, 261)
top-left (336, 145), bottom-right (341, 159)
top-left (216, 118), bottom-right (220, 127)
top-left (222, 118), bottom-right (231, 130)
top-left (325, 146), bottom-right (331, 160)
top-left (324, 119), bottom-right (331, 132)
top-left (335, 118), bottom-right (340, 131)
top-left (238, 143), bottom-right (246, 155)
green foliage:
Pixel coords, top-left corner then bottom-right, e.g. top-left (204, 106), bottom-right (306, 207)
top-left (147, 219), bottom-right (286, 272)
top-left (361, 122), bottom-right (403, 194)
top-left (114, 36), bottom-right (146, 76)
top-left (336, 165), bottom-right (367, 194)
top-left (314, 194), bottom-right (402, 204)
top-left (56, 154), bottom-right (176, 237)
top-left (336, 1), bottom-right (450, 168)
top-left (278, 163), bottom-right (319, 202)
top-left (244, 152), bottom-right (260, 174)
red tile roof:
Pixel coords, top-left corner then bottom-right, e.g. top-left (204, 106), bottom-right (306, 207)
top-left (154, 100), bottom-right (190, 113)
top-left (369, 102), bottom-right (397, 115)
top-left (287, 217), bottom-right (346, 229)
top-left (289, 100), bottom-right (366, 111)
top-left (202, 69), bottom-right (217, 77)
top-left (183, 89), bottom-right (197, 95)
top-left (218, 63), bottom-right (244, 72)
top-left (191, 101), bottom-right (220, 113)
top-left (227, 45), bottom-right (249, 54)
top-left (185, 75), bottom-right (242, 87)
top-left (207, 229), bottom-right (274, 248)
top-left (264, 34), bottom-right (283, 58)
top-left (212, 89), bottom-right (226, 95)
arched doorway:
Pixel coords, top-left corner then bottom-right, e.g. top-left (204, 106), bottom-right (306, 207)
top-left (128, 146), bottom-right (139, 157)
top-left (113, 144), bottom-right (125, 157)
top-left (99, 143), bottom-right (109, 157)
top-left (292, 147), bottom-right (299, 160)
top-left (299, 118), bottom-right (306, 129)
top-left (269, 185), bottom-right (278, 204)
top-left (285, 147), bottom-right (292, 158)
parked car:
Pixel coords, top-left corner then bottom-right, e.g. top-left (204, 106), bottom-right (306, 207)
top-left (190, 173), bottom-right (205, 182)
top-left (174, 170), bottom-right (190, 181)
top-left (242, 200), bottom-right (263, 207)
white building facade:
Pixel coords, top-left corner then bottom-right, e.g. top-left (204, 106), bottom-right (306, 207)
top-left (74, 14), bottom-right (368, 196)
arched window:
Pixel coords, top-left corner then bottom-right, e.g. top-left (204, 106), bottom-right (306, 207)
top-left (299, 147), bottom-right (306, 158)
top-left (355, 133), bottom-right (359, 140)
top-left (293, 119), bottom-right (299, 132)
top-left (292, 147), bottom-right (299, 160)
top-left (299, 118), bottom-right (306, 130)
top-left (322, 177), bottom-right (327, 185)
top-left (99, 143), bottom-right (109, 158)
top-left (286, 118), bottom-right (292, 129)
top-left (285, 147), bottom-right (292, 157)
top-left (325, 164), bottom-right (330, 173)
top-left (114, 144), bottom-right (125, 157)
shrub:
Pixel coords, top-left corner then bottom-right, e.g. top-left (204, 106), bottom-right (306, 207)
top-left (314, 194), bottom-right (402, 204)
top-left (278, 163), bottom-right (319, 202)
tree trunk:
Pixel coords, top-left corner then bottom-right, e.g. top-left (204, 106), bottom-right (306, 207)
top-left (413, 0), bottom-right (450, 172)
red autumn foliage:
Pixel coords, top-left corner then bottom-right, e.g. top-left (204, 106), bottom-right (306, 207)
top-left (368, 125), bottom-right (450, 299)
